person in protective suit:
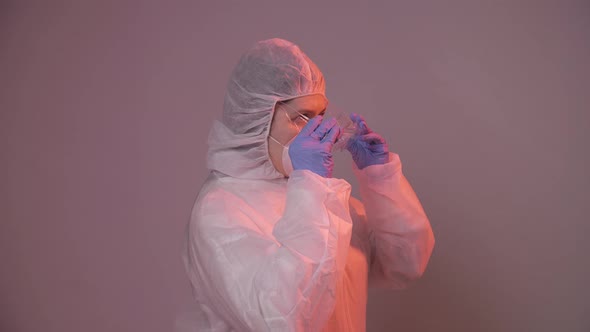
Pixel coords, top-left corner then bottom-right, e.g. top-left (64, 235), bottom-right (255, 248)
top-left (180, 38), bottom-right (435, 332)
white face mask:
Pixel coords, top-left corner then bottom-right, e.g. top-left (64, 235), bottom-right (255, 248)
top-left (269, 135), bottom-right (296, 177)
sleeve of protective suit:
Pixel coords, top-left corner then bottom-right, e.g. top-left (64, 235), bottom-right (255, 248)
top-left (192, 170), bottom-right (353, 332)
top-left (353, 152), bottom-right (435, 289)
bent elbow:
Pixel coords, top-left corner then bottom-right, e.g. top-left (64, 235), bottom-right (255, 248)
top-left (411, 224), bottom-right (435, 279)
top-left (370, 220), bottom-right (435, 290)
top-left (391, 226), bottom-right (435, 284)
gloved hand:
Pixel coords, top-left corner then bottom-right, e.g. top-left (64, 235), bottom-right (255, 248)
top-left (289, 116), bottom-right (342, 178)
top-left (346, 113), bottom-right (389, 169)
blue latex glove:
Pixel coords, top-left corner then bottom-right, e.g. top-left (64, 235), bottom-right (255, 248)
top-left (289, 116), bottom-right (342, 178)
top-left (346, 113), bottom-right (389, 169)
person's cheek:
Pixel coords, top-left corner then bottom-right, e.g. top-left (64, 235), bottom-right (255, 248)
top-left (276, 122), bottom-right (299, 144)
top-left (287, 122), bottom-right (300, 136)
top-left (289, 128), bottom-right (300, 141)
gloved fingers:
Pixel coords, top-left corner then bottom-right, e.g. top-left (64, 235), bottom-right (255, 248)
top-left (349, 113), bottom-right (362, 123)
top-left (311, 117), bottom-right (337, 140)
top-left (321, 124), bottom-right (342, 145)
top-left (360, 132), bottom-right (386, 146)
top-left (299, 115), bottom-right (323, 137)
top-left (349, 113), bottom-right (372, 135)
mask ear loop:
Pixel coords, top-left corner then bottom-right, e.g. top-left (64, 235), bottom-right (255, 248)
top-left (268, 135), bottom-right (286, 148)
top-left (268, 101), bottom-right (296, 148)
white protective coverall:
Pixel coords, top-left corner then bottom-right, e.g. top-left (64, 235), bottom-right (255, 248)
top-left (178, 38), bottom-right (435, 332)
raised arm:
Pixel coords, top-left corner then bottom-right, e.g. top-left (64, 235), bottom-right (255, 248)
top-left (354, 152), bottom-right (435, 289)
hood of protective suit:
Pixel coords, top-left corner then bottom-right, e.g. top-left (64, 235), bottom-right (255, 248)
top-left (207, 38), bottom-right (327, 179)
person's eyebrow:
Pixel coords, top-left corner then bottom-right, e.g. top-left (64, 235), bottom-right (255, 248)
top-left (299, 108), bottom-right (327, 115)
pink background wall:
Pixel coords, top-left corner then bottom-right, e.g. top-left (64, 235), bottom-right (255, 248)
top-left (1, 1), bottom-right (588, 331)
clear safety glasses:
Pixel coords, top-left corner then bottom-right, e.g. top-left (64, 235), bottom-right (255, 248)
top-left (273, 101), bottom-right (358, 151)
top-left (276, 102), bottom-right (310, 131)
